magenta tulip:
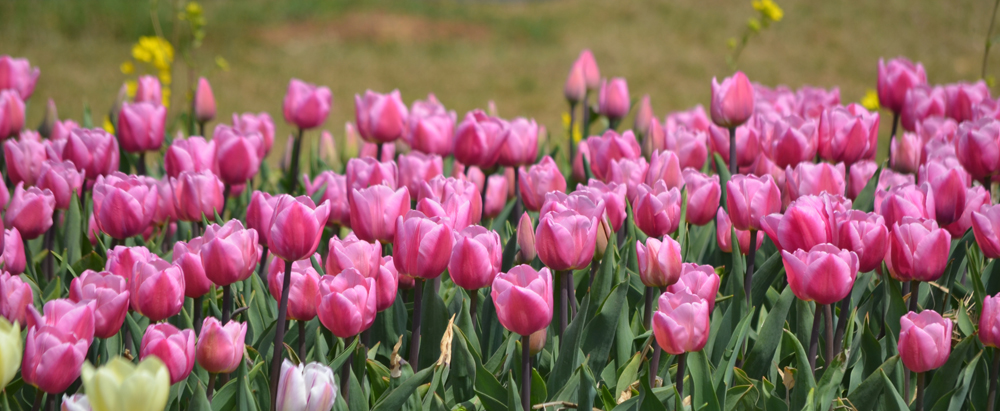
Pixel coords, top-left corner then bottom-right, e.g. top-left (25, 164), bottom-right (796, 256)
top-left (397, 152), bottom-right (443, 197)
top-left (283, 79), bottom-right (332, 130)
top-left (652, 290), bottom-right (711, 355)
top-left (130, 258), bottom-right (185, 322)
top-left (0, 271), bottom-right (32, 326)
top-left (21, 324), bottom-right (89, 394)
top-left (781, 244), bottom-right (859, 305)
top-left (4, 134), bottom-right (46, 186)
top-left (0, 90), bottom-right (25, 139)
top-left (417, 176), bottom-right (482, 230)
top-left (636, 237), bottom-right (682, 288)
top-left (973, 204), bottom-right (1000, 259)
top-left (761, 194), bottom-right (850, 252)
top-left (764, 115), bottom-right (817, 168)
top-left (875, 183), bottom-right (935, 230)
top-left (393, 210), bottom-right (453, 280)
top-left (172, 238), bottom-right (211, 298)
top-left (901, 85), bottom-right (946, 132)
top-left (598, 77), bottom-right (630, 120)
top-left (4, 183), bottom-right (55, 239)
top-left (355, 89), bottom-right (408, 143)
top-left (171, 170), bottom-right (224, 222)
top-left (201, 220), bottom-right (260, 286)
top-left (140, 323), bottom-right (196, 384)
top-left (916, 160), bottom-right (969, 226)
top-left (246, 190), bottom-right (280, 247)
top-left (587, 129), bottom-right (641, 181)
top-left (535, 209), bottom-right (598, 271)
top-left (710, 72), bottom-right (754, 128)
top-left (196, 318), bottom-right (246, 374)
top-left (268, 195), bottom-right (331, 262)
top-left (886, 217), bottom-right (951, 282)
top-left (268, 257), bottom-right (322, 321)
top-left (193, 77), bottom-right (216, 123)
top-left (519, 156), bottom-right (567, 212)
top-left (945, 81), bottom-right (991, 122)
top-left (213, 124), bottom-right (263, 186)
top-left (833, 210), bottom-right (889, 272)
top-left (497, 117), bottom-right (540, 167)
top-left (68, 270), bottom-right (129, 339)
top-left (104, 246), bottom-right (152, 282)
top-left (326, 233), bottom-right (381, 278)
top-left (633, 181), bottom-right (682, 237)
top-left (92, 173), bottom-right (157, 239)
top-left (134, 75), bottom-right (161, 105)
top-left (716, 208), bottom-right (764, 255)
top-left (944, 185), bottom-right (989, 237)
top-left (877, 57), bottom-right (928, 113)
top-left (317, 268), bottom-right (377, 338)
top-left (62, 128), bottom-right (119, 180)
top-left (36, 160), bottom-right (85, 210)
top-left (449, 226), bottom-right (503, 290)
top-left (898, 310), bottom-right (951, 373)
top-left (817, 104), bottom-right (880, 166)
top-left (406, 94), bottom-right (456, 155)
top-left (491, 265), bottom-right (554, 336)
top-left (2, 228), bottom-right (24, 275)
top-left (725, 174), bottom-right (781, 232)
top-left (955, 118), bottom-right (1000, 183)
top-left (0, 56), bottom-right (39, 100)
top-left (682, 169), bottom-right (721, 226)
top-left (980, 293), bottom-right (1000, 348)
top-left (666, 264), bottom-right (721, 311)
top-left (118, 102), bottom-right (166, 153)
top-left (232, 112), bottom-right (275, 155)
top-left (350, 185), bottom-right (410, 243)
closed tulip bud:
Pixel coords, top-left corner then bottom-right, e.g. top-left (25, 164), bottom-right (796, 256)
top-left (246, 191), bottom-right (280, 246)
top-left (450, 226), bottom-right (503, 290)
top-left (276, 359), bottom-right (337, 411)
top-left (346, 157), bottom-right (398, 194)
top-left (598, 78), bottom-right (630, 121)
top-left (519, 156), bottom-right (567, 212)
top-left (36, 160), bottom-right (85, 210)
top-left (326, 233), bottom-right (381, 278)
top-left (761, 194), bottom-right (850, 252)
top-left (139, 323), bottom-right (195, 384)
top-left (607, 157), bottom-right (649, 203)
top-left (117, 102), bottom-right (166, 153)
top-left (4, 135), bottom-right (45, 186)
top-left (130, 258), bottom-right (185, 322)
top-left (726, 174), bottom-right (781, 231)
top-left (973, 204), bottom-right (1000, 259)
top-left (92, 173), bottom-right (157, 239)
top-left (653, 290), bottom-right (711, 355)
top-left (397, 152), bottom-right (443, 197)
top-left (886, 217), bottom-right (951, 282)
top-left (0, 318), bottom-right (20, 389)
top-left (887, 132), bottom-right (921, 174)
top-left (303, 172), bottom-right (350, 228)
top-left (4, 183), bottom-right (55, 239)
top-left (708, 122), bottom-right (762, 170)
top-left (710, 72), bottom-right (755, 128)
top-left (22, 324), bottom-right (89, 394)
top-left (634, 95), bottom-right (655, 137)
top-left (416, 176), bottom-right (483, 230)
top-left (0, 56), bottom-right (39, 100)
top-left (63, 128), bottom-right (120, 180)
top-left (491, 265), bottom-right (554, 336)
top-left (901, 85), bottom-right (946, 132)
top-left (232, 112), bottom-right (275, 156)
top-left (497, 117), bottom-right (540, 167)
top-left (565, 50), bottom-right (599, 101)
top-left (577, 180), bottom-right (627, 232)
top-left (843, 160), bottom-right (877, 199)
top-left (646, 150), bottom-right (683, 189)
top-left (817, 104), bottom-right (880, 166)
top-left (944, 81), bottom-right (990, 122)
top-left (564, 57), bottom-right (587, 103)
top-left (283, 79), bottom-right (332, 130)
top-left (171, 171), bottom-right (224, 223)
top-left (785, 162), bottom-right (846, 202)
top-left (517, 212), bottom-right (536, 263)
top-left (201, 220), bottom-right (260, 286)
top-left (833, 210), bottom-right (889, 272)
top-left (484, 174), bottom-right (510, 218)
top-left (268, 195), bottom-right (331, 262)
top-left (682, 169), bottom-right (721, 226)
top-left (877, 57), bottom-right (928, 113)
top-left (767, 115), bottom-right (818, 168)
top-left (172, 238), bottom-right (211, 298)
top-left (980, 293), bottom-right (1000, 348)
top-left (667, 264), bottom-right (721, 311)
top-left (633, 181), bottom-right (682, 237)
top-left (317, 268), bottom-right (377, 338)
top-left (642, 118), bottom-right (667, 158)
top-left (134, 75), bottom-right (162, 105)
top-left (404, 93), bottom-right (455, 155)
top-left (393, 210), bottom-right (452, 279)
top-left (781, 244), bottom-right (859, 305)
top-left (453, 110), bottom-right (506, 168)
top-left (875, 183), bottom-right (935, 230)
top-left (104, 246), bottom-right (152, 282)
top-left (68, 270), bottom-right (129, 339)
top-left (3, 228), bottom-right (25, 275)
top-left (0, 272), bottom-right (32, 326)
top-left (716, 208), bottom-right (764, 255)
top-left (915, 161), bottom-right (968, 227)
top-left (667, 127), bottom-right (709, 170)
top-left (571, 140), bottom-right (591, 183)
top-left (372, 256), bottom-right (399, 312)
top-left (898, 310), bottom-right (951, 373)
top-left (196, 318), bottom-right (246, 374)
top-left (193, 77), bottom-right (216, 123)
top-left (268, 257), bottom-right (322, 321)
top-left (212, 124), bottom-right (263, 186)
top-left (636, 237), bottom-right (682, 288)
top-left (587, 129), bottom-right (642, 181)
top-left (0, 90), bottom-right (25, 139)
top-left (355, 89), bottom-right (408, 143)
top-left (956, 118), bottom-right (1000, 182)
top-left (80, 356), bottom-right (170, 411)
top-left (535, 209), bottom-right (598, 271)
top-left (350, 185), bottom-right (410, 243)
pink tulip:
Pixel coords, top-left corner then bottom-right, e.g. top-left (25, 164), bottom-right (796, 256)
top-left (795, 86), bottom-right (841, 119)
top-left (755, 84), bottom-right (797, 119)
top-left (901, 85), bottom-right (946, 132)
top-left (653, 290), bottom-right (711, 355)
top-left (22, 324), bottom-right (89, 393)
top-left (171, 238), bottom-right (211, 298)
top-left (632, 181), bottom-right (682, 237)
top-left (886, 217), bottom-right (951, 282)
top-left (193, 77), bottom-right (216, 123)
top-left (212, 124), bottom-right (263, 186)
top-left (785, 162), bottom-right (846, 202)
top-left (326, 233), bottom-right (381, 278)
top-left (598, 78), bottom-right (630, 120)
top-left (834, 210), bottom-right (889, 273)
top-left (915, 161), bottom-right (969, 226)
top-left (104, 246), bottom-right (152, 282)
top-left (268, 257), bottom-right (322, 321)
top-left (817, 104), bottom-right (880, 166)
top-left (232, 112), bottom-right (275, 155)
top-left (846, 161), bottom-right (878, 199)
top-left (196, 318), bottom-right (246, 374)
top-left (68, 270), bottom-right (129, 339)
top-left (171, 170), bottom-right (224, 222)
top-left (606, 157), bottom-right (648, 202)
top-left (140, 323), bottom-right (196, 384)
top-left (645, 150), bottom-right (683, 189)
top-left (36, 160), bottom-right (85, 210)
top-left (708, 122), bottom-right (762, 170)
top-left (283, 79), bottom-right (332, 130)
top-left (666, 264), bottom-right (721, 311)
top-left (2, 228), bottom-right (24, 275)
top-left (973, 204), bottom-right (1000, 259)
top-left (665, 127), bottom-right (709, 170)
top-left (117, 102), bottom-right (166, 153)
top-left (535, 209), bottom-right (598, 271)
top-left (636, 237), bottom-right (682, 288)
top-left (134, 75), bottom-right (161, 105)
top-left (350, 185), bottom-right (410, 243)
top-left (518, 212), bottom-right (536, 263)
top-left (577, 180), bottom-right (627, 231)
top-left (980, 293), bottom-right (1000, 348)
top-left (453, 110), bottom-right (506, 168)
top-left (62, 128), bottom-right (119, 180)
top-left (405, 94), bottom-right (456, 155)
top-left (355, 89), bottom-right (408, 143)
top-left (877, 57), bottom-right (928, 113)
top-left (317, 268), bottom-right (377, 338)
top-left (346, 157), bottom-right (397, 195)
top-left (0, 90), bottom-right (24, 139)
top-left (539, 191), bottom-right (606, 226)
top-left (518, 156), bottom-right (567, 212)
top-left (449, 226), bottom-right (503, 290)
top-left (587, 129), bottom-right (641, 181)
top-left (761, 193), bottom-right (850, 252)
top-left (497, 117), bottom-right (540, 167)
top-left (4, 134), bottom-right (46, 186)
top-left (302, 172), bottom-right (349, 228)
top-left (875, 183), bottom-right (935, 230)
top-left (642, 118), bottom-right (667, 157)
top-left (781, 244), bottom-right (858, 305)
top-left (571, 139), bottom-right (591, 183)
top-left (397, 152), bottom-right (443, 197)
top-left (454, 163), bottom-right (487, 194)
top-left (898, 310), bottom-right (951, 373)
top-left (766, 115), bottom-right (817, 168)
top-left (634, 95), bottom-right (655, 137)
top-left (710, 71), bottom-right (755, 128)
top-left (491, 265), bottom-right (554, 335)
top-left (247, 191), bottom-right (280, 247)
top-left (945, 81), bottom-right (991, 122)
top-left (716, 208), bottom-right (764, 255)
top-left (417, 176), bottom-right (483, 230)
top-left (0, 271), bottom-right (32, 325)
top-left (565, 50), bottom-right (599, 102)
top-left (682, 169), bottom-right (721, 226)
top-left (268, 195), bottom-right (331, 262)
top-left (0, 56), bottom-right (39, 100)
top-left (130, 258), bottom-right (185, 322)
top-left (4, 183), bottom-right (55, 240)
top-left (725, 174), bottom-right (781, 232)
top-left (393, 210), bottom-right (452, 280)
top-left (944, 185), bottom-right (989, 237)
top-left (888, 132), bottom-right (921, 174)
top-left (955, 118), bottom-right (1000, 183)
top-left (371, 256), bottom-right (399, 312)
top-left (24, 299), bottom-right (95, 349)
top-left (92, 173), bottom-right (156, 239)
top-left (484, 174), bottom-right (510, 218)
top-left (201, 220), bottom-right (260, 286)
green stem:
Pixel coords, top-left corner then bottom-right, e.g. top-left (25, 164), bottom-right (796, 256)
top-left (983, 0), bottom-right (1000, 79)
top-left (269, 259), bottom-right (294, 411)
top-left (409, 279), bottom-right (424, 369)
top-left (521, 333), bottom-right (532, 411)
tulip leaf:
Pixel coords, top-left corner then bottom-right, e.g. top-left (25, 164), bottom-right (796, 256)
top-left (330, 338), bottom-right (359, 372)
top-left (812, 348), bottom-right (847, 410)
top-left (687, 350), bottom-right (722, 411)
top-left (946, 350), bottom-right (983, 411)
top-left (66, 192), bottom-right (83, 265)
top-left (547, 295), bottom-right (590, 395)
top-left (744, 285), bottom-right (795, 379)
top-left (851, 163), bottom-right (882, 212)
top-left (714, 153), bottom-right (731, 209)
top-left (211, 378), bottom-right (239, 411)
top-left (884, 277), bottom-right (907, 345)
top-left (582, 280), bottom-right (628, 379)
top-left (749, 251), bottom-right (784, 309)
top-left (637, 368), bottom-right (668, 411)
top-left (501, 227), bottom-right (519, 273)
top-left (506, 372), bottom-right (524, 411)
top-left (370, 365), bottom-right (435, 411)
top-left (450, 324), bottom-right (479, 403)
top-left (188, 380), bottom-right (212, 411)
top-left (783, 328), bottom-right (817, 411)
top-left (966, 244), bottom-right (988, 312)
top-left (579, 361), bottom-right (597, 411)
top-left (711, 309), bottom-right (753, 407)
top-left (418, 279), bottom-right (450, 370)
top-left (879, 370), bottom-right (910, 411)
top-left (923, 336), bottom-right (976, 408)
top-left (475, 363), bottom-right (509, 411)
top-left (616, 352), bottom-right (644, 400)
top-left (847, 355), bottom-right (897, 406)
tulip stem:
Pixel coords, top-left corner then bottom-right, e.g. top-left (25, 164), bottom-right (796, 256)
top-left (744, 229), bottom-right (757, 307)
top-left (728, 126), bottom-right (737, 176)
top-left (193, 296), bottom-right (204, 335)
top-left (298, 320), bottom-right (307, 361)
top-left (258, 246), bottom-right (269, 286)
top-left (808, 303), bottom-right (822, 375)
top-left (470, 289), bottom-right (478, 332)
top-left (988, 349), bottom-right (1000, 411)
top-left (916, 372), bottom-right (925, 411)
top-left (833, 294), bottom-right (850, 358)
top-left (341, 339), bottom-right (354, 402)
top-left (287, 128), bottom-right (304, 195)
top-left (676, 352), bottom-right (687, 403)
top-left (513, 167), bottom-right (523, 221)
top-left (135, 151), bottom-right (147, 175)
top-left (888, 112), bottom-right (899, 164)
top-left (206, 373), bottom-right (217, 402)
top-left (824, 304), bottom-right (835, 371)
top-left (909, 281), bottom-right (919, 312)
top-left (30, 390), bottom-right (43, 411)
top-left (643, 286), bottom-right (655, 330)
top-left (559, 271), bottom-right (569, 335)
top-left (409, 279), bottom-right (424, 369)
top-left (650, 344), bottom-right (662, 388)
top-left (568, 101), bottom-right (577, 169)
top-left (269, 259), bottom-right (295, 411)
top-left (582, 92), bottom-right (592, 138)
top-left (42, 219), bottom-right (55, 281)
top-left (222, 285), bottom-right (232, 325)
top-left (199, 121), bottom-right (205, 138)
top-left (521, 333), bottom-right (532, 411)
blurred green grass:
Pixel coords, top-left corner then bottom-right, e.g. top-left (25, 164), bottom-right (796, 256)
top-left (1, 0), bottom-right (997, 162)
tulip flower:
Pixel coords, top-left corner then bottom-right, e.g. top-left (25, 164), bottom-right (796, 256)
top-left (268, 195), bottom-right (331, 262)
top-left (276, 359), bottom-right (337, 411)
top-left (875, 183), bottom-right (935, 230)
top-left (0, 271), bottom-right (32, 326)
top-left (763, 193), bottom-right (851, 251)
top-left (397, 152), bottom-right (443, 197)
top-left (2, 228), bottom-right (24, 275)
top-left (795, 86), bottom-right (841, 119)
top-left (956, 118), bottom-right (1000, 184)
top-left (62, 128), bottom-right (119, 180)
top-left (134, 75), bottom-right (162, 106)
top-left (901, 85), bottom-right (947, 132)
top-left (519, 156), bottom-right (567, 212)
top-left (346, 157), bottom-right (397, 194)
top-left (104, 246), bottom-right (152, 282)
top-left (92, 173), bottom-right (157, 239)
top-left (61, 394), bottom-right (91, 411)
top-left (633, 181), bottom-right (682, 237)
top-left (916, 161), bottom-right (969, 226)
top-left (171, 170), bottom-right (224, 223)
top-left (81, 356), bottom-right (170, 411)
top-left (4, 183), bottom-right (55, 239)
top-left (36, 159), bottom-right (85, 210)
top-left (283, 79), bottom-right (332, 130)
top-left (636, 237), bottom-right (682, 288)
top-left (577, 180), bottom-right (627, 231)
top-left (973, 204), bottom-right (1000, 259)
top-left (540, 191), bottom-right (606, 225)
top-left (645, 150), bottom-right (683, 190)
top-left (571, 140), bottom-right (591, 183)
top-left (201, 220), bottom-right (260, 287)
top-left (497, 117), bottom-right (541, 168)
top-left (172, 238), bottom-right (211, 298)
top-left (666, 264), bottom-right (721, 311)
top-left (716, 208), bottom-right (764, 255)
top-left (518, 212), bottom-right (536, 263)
top-left (634, 95), bottom-right (655, 137)
top-left (453, 110), bottom-right (506, 168)
top-left (888, 132), bottom-right (921, 174)
top-left (587, 130), bottom-right (642, 181)
top-left (708, 122), bottom-right (762, 170)
top-left (666, 127), bottom-right (709, 170)
top-left (785, 162), bottom-right (846, 202)
top-left (317, 268), bottom-right (377, 338)
top-left (781, 244), bottom-right (859, 305)
top-left (834, 210), bottom-right (889, 273)
top-left (130, 258), bottom-right (185, 322)
top-left (454, 163), bottom-right (486, 194)
top-left (22, 324), bottom-right (89, 394)
top-left (898, 310), bottom-right (951, 373)
top-left (268, 257), bottom-right (322, 322)
top-left (233, 112), bottom-right (275, 156)
top-left (139, 323), bottom-right (196, 384)
top-left (943, 185), bottom-right (989, 237)
top-left (0, 317), bottom-right (20, 390)
top-left (68, 270), bottom-right (129, 339)
top-left (565, 50), bottom-right (599, 102)
top-left (0, 56), bottom-right (39, 100)
top-left (350, 185), bottom-right (410, 243)
top-left (817, 104), bottom-right (880, 166)
top-left (193, 77), bottom-right (216, 124)
top-left (355, 89), bottom-right (408, 143)
top-left (449, 226), bottom-right (503, 291)
top-left (642, 117), bottom-right (667, 157)
top-left (484, 174), bottom-right (510, 218)
top-left (766, 115), bottom-right (818, 169)
top-left (491, 265), bottom-right (554, 336)
top-left (726, 174), bottom-right (781, 232)
top-left (417, 176), bottom-right (483, 230)
top-left (877, 57), bottom-right (928, 114)
top-left (303, 172), bottom-right (349, 229)
top-left (535, 208), bottom-right (599, 271)
top-left (406, 94), bottom-right (456, 155)
top-left (393, 210), bottom-right (453, 280)
top-left (213, 124), bottom-right (264, 186)
top-left (246, 190), bottom-right (281, 247)
top-left (682, 169), bottom-right (721, 226)
top-left (652, 290), bottom-right (711, 355)
top-left (196, 318), bottom-right (246, 374)
top-left (945, 81), bottom-right (991, 122)
top-left (598, 77), bottom-right (630, 121)
top-left (606, 157), bottom-right (649, 202)
top-left (980, 293), bottom-right (1000, 348)
top-left (0, 90), bottom-right (25, 139)
top-left (845, 160), bottom-right (878, 199)
top-left (118, 102), bottom-right (166, 153)
top-left (886, 217), bottom-right (951, 283)
top-left (4, 134), bottom-right (46, 186)
top-left (710, 71), bottom-right (755, 128)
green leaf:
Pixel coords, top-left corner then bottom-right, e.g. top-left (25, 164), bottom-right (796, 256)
top-left (531, 368), bottom-right (547, 406)
top-left (744, 286), bottom-right (795, 379)
top-left (946, 351), bottom-right (982, 411)
top-left (476, 363), bottom-right (509, 411)
top-left (784, 329), bottom-right (817, 410)
top-left (581, 280), bottom-right (628, 378)
top-left (188, 380), bottom-right (212, 411)
top-left (847, 356), bottom-right (897, 407)
top-left (750, 252), bottom-right (784, 307)
top-left (66, 193), bottom-right (83, 265)
top-left (370, 366), bottom-right (435, 411)
top-left (879, 370), bottom-right (910, 411)
top-left (714, 153), bottom-right (732, 207)
top-left (418, 279), bottom-right (450, 369)
top-left (967, 244), bottom-right (988, 312)
top-left (507, 372), bottom-right (524, 411)
top-left (617, 352), bottom-right (644, 400)
top-left (579, 362), bottom-right (597, 411)
top-left (330, 338), bottom-right (359, 372)
top-left (211, 378), bottom-right (238, 411)
top-left (851, 163), bottom-right (883, 212)
top-left (923, 336), bottom-right (976, 408)
top-left (711, 310), bottom-right (753, 408)
top-left (450, 325), bottom-right (479, 403)
top-left (687, 350), bottom-right (722, 411)
top-left (812, 349), bottom-right (847, 410)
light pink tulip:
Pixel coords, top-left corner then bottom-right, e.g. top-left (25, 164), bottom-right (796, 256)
top-left (92, 173), bottom-right (157, 239)
top-left (355, 89), bottom-right (408, 143)
top-left (346, 157), bottom-right (397, 195)
top-left (725, 174), bottom-right (781, 232)
top-left (196, 318), bottom-right (246, 374)
top-left (193, 77), bottom-right (216, 123)
top-left (766, 115), bottom-right (817, 168)
top-left (781, 244), bottom-right (859, 305)
top-left (130, 258), bottom-right (185, 322)
top-left (535, 209), bottom-right (598, 271)
top-left (598, 78), bottom-right (630, 120)
top-left (633, 181), bottom-right (682, 237)
top-left (518, 212), bottom-right (536, 263)
top-left (68, 270), bottom-right (129, 339)
top-left (708, 121), bottom-right (762, 169)
top-left (484, 174), bottom-right (510, 219)
top-left (417, 176), bottom-right (482, 230)
top-left (682, 169), bottom-right (721, 226)
top-left (606, 157), bottom-right (648, 202)
top-left (875, 183), bottom-right (935, 230)
top-left (268, 256), bottom-right (322, 321)
top-left (317, 268), bottom-right (377, 338)
top-left (945, 81), bottom-right (991, 122)
top-left (283, 79), bottom-right (332, 130)
top-left (497, 117), bottom-right (540, 167)
top-left (406, 94), bottom-right (456, 155)
top-left (36, 160), bottom-right (85, 210)
top-left (201, 220), bottom-right (260, 286)
top-left (760, 194), bottom-right (846, 252)
top-left (711, 71), bottom-right (755, 128)
top-left (785, 162), bottom-right (846, 202)
top-left (877, 57), bottom-right (928, 113)
top-left (104, 246), bottom-right (152, 282)
top-left (449, 226), bottom-right (503, 290)
top-left (587, 129), bottom-right (641, 181)
top-left (577, 180), bottom-right (627, 231)
top-left (453, 110), bottom-right (506, 168)
top-left (898, 310), bottom-right (951, 373)
top-left (134, 75), bottom-right (162, 105)
top-left (350, 185), bottom-right (410, 243)
top-left (491, 265), bottom-right (553, 336)
top-left (817, 104), bottom-right (880, 166)
top-left (565, 50), bottom-right (599, 102)
top-left (303, 172), bottom-right (349, 228)
top-left (901, 85), bottom-right (946, 132)
top-left (796, 86), bottom-right (840, 119)
top-left (2, 228), bottom-right (25, 275)
top-left (0, 56), bottom-right (39, 100)
top-left (834, 210), bottom-right (890, 273)
top-left (62, 128), bottom-right (119, 180)
top-left (268, 195), bottom-right (331, 262)
top-left (645, 150), bottom-right (683, 189)
top-left (955, 118), bottom-right (1000, 183)
top-left (171, 170), bottom-right (224, 222)
top-left (665, 127), bottom-right (709, 170)
top-left (4, 183), bottom-right (55, 239)
top-left (213, 124), bottom-right (263, 186)
top-left (636, 237), bottom-right (682, 288)
top-left (0, 271), bottom-right (32, 326)
top-left (393, 210), bottom-right (452, 280)
top-left (140, 323), bottom-right (196, 384)
top-left (716, 208), bottom-right (764, 255)
top-left (847, 160), bottom-right (878, 200)
top-left (653, 290), bottom-right (710, 355)
top-left (172, 238), bottom-right (212, 298)
top-left (21, 324), bottom-right (89, 393)
top-left (980, 293), bottom-right (1000, 348)
top-left (0, 90), bottom-right (24, 139)
top-left (886, 217), bottom-right (951, 282)
top-left (232, 112), bottom-right (275, 155)
top-left (518, 156), bottom-right (567, 212)
top-left (397, 152), bottom-right (443, 197)
top-left (4, 134), bottom-right (46, 186)
top-left (666, 264), bottom-right (721, 311)
top-left (118, 102), bottom-right (166, 153)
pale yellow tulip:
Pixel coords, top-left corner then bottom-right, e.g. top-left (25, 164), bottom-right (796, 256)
top-left (0, 318), bottom-right (21, 390)
top-left (81, 356), bottom-right (170, 411)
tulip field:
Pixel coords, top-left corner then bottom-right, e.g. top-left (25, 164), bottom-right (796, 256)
top-left (5, 3), bottom-right (1000, 411)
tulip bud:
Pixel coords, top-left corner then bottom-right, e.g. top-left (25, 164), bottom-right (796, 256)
top-left (22, 323), bottom-right (89, 393)
top-left (4, 134), bottom-right (45, 186)
top-left (140, 323), bottom-right (196, 384)
top-left (587, 130), bottom-right (641, 181)
top-left (405, 94), bottom-right (456, 156)
top-left (449, 226), bottom-right (503, 290)
top-left (886, 217), bottom-right (951, 283)
top-left (276, 359), bottom-right (337, 411)
top-left (682, 169), bottom-right (721, 226)
top-left (193, 77), bottom-right (216, 124)
top-left (491, 265), bottom-right (554, 336)
top-left (268, 257), bottom-right (322, 322)
top-left (517, 212), bottom-right (536, 263)
top-left (0, 56), bottom-right (39, 100)
top-left (784, 162), bottom-right (846, 202)
top-left (710, 71), bottom-right (755, 128)
top-left (484, 174), bottom-right (509, 219)
top-left (36, 160), bottom-right (85, 210)
top-left (817, 104), bottom-right (880, 166)
top-left (633, 181), bottom-right (683, 238)
top-left (92, 173), bottom-right (157, 239)
top-left (653, 290), bottom-right (711, 355)
top-left (171, 171), bottom-right (224, 223)
top-left (68, 270), bottom-right (129, 339)
top-left (355, 89), bottom-right (409, 143)
top-left (118, 101), bottom-right (167, 153)
top-left (497, 117), bottom-right (540, 168)
top-left (0, 90), bottom-right (25, 139)
top-left (317, 268), bottom-right (377, 338)
top-left (565, 50), bottom-right (598, 102)
top-left (598, 78), bottom-right (630, 121)
top-left (81, 356), bottom-right (170, 411)
top-left (172, 238), bottom-right (211, 298)
top-left (283, 79), bottom-right (332, 130)
top-left (397, 152), bottom-right (444, 197)
top-left (716, 208), bottom-right (764, 255)
top-left (535, 209), bottom-right (598, 271)
top-left (877, 57), bottom-right (928, 113)
top-left (3, 228), bottom-right (25, 275)
top-left (528, 329), bottom-right (547, 355)
top-left (130, 258), bottom-right (185, 322)
top-left (945, 81), bottom-right (990, 122)
top-left (636, 237), bottom-right (682, 288)
top-left (213, 124), bottom-right (264, 186)
top-left (781, 243), bottom-right (859, 305)
top-left (980, 293), bottom-right (1000, 348)
top-left (725, 174), bottom-right (781, 232)
top-left (897, 310), bottom-right (951, 373)
top-left (196, 318), bottom-right (246, 374)
top-left (393, 211), bottom-right (453, 280)
top-left (201, 220), bottom-right (260, 287)
top-left (63, 128), bottom-right (120, 180)
top-left (350, 185), bottom-right (410, 244)
top-left (4, 183), bottom-right (55, 239)
top-left (268, 195), bottom-right (331, 262)
top-left (453, 110), bottom-right (506, 169)
top-left (518, 156), bottom-right (567, 212)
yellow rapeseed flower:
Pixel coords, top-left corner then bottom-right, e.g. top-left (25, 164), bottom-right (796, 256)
top-left (861, 89), bottom-right (880, 111)
top-left (562, 112), bottom-right (582, 143)
top-left (124, 80), bottom-right (138, 99)
top-left (753, 0), bottom-right (784, 22)
top-left (120, 61), bottom-right (135, 75)
top-left (103, 116), bottom-right (116, 134)
top-left (161, 88), bottom-right (171, 108)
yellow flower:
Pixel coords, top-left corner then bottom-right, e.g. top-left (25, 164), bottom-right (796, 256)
top-left (157, 69), bottom-right (172, 86)
top-left (120, 61), bottom-right (135, 75)
top-left (561, 112), bottom-right (582, 143)
top-left (186, 1), bottom-right (203, 15)
top-left (0, 318), bottom-right (21, 390)
top-left (81, 356), bottom-right (170, 411)
top-left (861, 89), bottom-right (881, 111)
top-left (215, 55), bottom-right (230, 71)
top-left (753, 0), bottom-right (784, 22)
top-left (747, 17), bottom-right (761, 32)
top-left (161, 88), bottom-right (171, 108)
top-left (125, 80), bottom-right (138, 99)
top-left (103, 116), bottom-right (116, 134)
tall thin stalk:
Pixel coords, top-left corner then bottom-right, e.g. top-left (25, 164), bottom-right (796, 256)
top-left (808, 303), bottom-right (823, 374)
top-left (521, 333), bottom-right (532, 411)
top-left (982, 0), bottom-right (1000, 79)
top-left (409, 279), bottom-right (425, 369)
top-left (287, 128), bottom-right (304, 195)
top-left (269, 259), bottom-right (295, 410)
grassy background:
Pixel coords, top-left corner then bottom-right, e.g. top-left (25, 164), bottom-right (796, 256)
top-left (1, 0), bottom-right (997, 162)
